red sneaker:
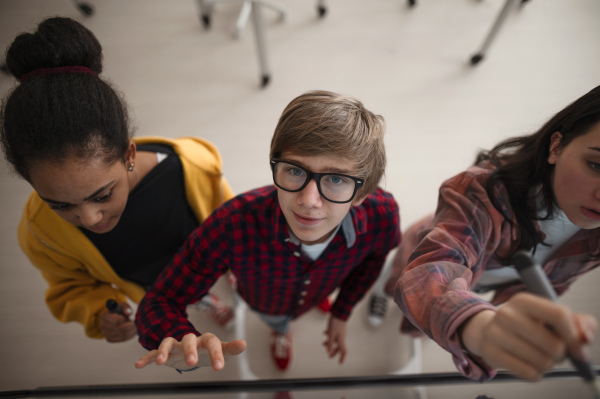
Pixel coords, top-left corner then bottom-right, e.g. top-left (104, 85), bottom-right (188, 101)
top-left (317, 297), bottom-right (331, 313)
top-left (271, 331), bottom-right (292, 371)
top-left (193, 294), bottom-right (235, 330)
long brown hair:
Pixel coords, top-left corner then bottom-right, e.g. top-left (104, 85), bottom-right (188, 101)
top-left (475, 85), bottom-right (600, 250)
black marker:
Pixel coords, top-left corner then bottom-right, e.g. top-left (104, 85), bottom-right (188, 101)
top-left (513, 250), bottom-right (600, 398)
top-left (106, 299), bottom-right (129, 319)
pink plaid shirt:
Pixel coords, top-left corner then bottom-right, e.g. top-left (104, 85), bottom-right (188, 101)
top-left (389, 162), bottom-right (600, 381)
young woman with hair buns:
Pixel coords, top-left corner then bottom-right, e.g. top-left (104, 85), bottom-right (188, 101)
top-left (1, 16), bottom-right (235, 343)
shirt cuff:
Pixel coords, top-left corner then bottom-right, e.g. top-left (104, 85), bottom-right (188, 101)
top-left (330, 304), bottom-right (351, 321)
top-left (452, 350), bottom-right (497, 382)
top-left (445, 304), bottom-right (497, 382)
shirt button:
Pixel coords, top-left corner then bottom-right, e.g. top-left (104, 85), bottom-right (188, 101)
top-left (298, 299), bottom-right (305, 305)
top-left (304, 280), bottom-right (310, 285)
top-left (301, 291), bottom-right (307, 296)
top-left (293, 251), bottom-right (301, 257)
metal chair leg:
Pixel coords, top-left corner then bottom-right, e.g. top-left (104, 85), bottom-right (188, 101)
top-left (195, 0), bottom-right (285, 38)
top-left (73, 0), bottom-right (94, 16)
top-left (195, 0), bottom-right (214, 29)
top-left (250, 2), bottom-right (271, 88)
top-left (233, 0), bottom-right (286, 39)
top-left (470, 0), bottom-right (521, 65)
top-left (317, 0), bottom-right (327, 17)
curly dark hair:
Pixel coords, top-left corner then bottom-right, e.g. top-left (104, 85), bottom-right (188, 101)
top-left (0, 16), bottom-right (132, 181)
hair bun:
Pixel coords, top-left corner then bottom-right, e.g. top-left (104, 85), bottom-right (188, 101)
top-left (5, 16), bottom-right (103, 80)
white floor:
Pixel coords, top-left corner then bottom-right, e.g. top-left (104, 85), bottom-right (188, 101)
top-left (1, 0), bottom-right (600, 398)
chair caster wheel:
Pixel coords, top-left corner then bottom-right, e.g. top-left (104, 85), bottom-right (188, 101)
top-left (201, 14), bottom-right (211, 29)
top-left (261, 74), bottom-right (270, 88)
top-left (77, 2), bottom-right (94, 16)
top-left (470, 54), bottom-right (484, 65)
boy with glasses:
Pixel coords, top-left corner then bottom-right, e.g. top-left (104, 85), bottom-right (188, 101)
top-left (134, 90), bottom-right (400, 373)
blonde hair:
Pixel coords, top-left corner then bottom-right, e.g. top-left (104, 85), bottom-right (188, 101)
top-left (270, 90), bottom-right (386, 198)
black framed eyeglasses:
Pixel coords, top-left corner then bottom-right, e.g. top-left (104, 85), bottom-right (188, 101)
top-left (270, 159), bottom-right (364, 204)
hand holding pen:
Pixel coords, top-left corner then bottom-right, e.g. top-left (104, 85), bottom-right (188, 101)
top-left (513, 250), bottom-right (600, 396)
top-left (459, 253), bottom-right (597, 384)
top-left (101, 299), bottom-right (137, 343)
top-left (106, 299), bottom-right (128, 317)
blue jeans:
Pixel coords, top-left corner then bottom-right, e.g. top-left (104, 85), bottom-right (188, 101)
top-left (257, 312), bottom-right (292, 335)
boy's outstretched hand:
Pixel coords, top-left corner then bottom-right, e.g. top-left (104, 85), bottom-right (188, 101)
top-left (323, 316), bottom-right (347, 364)
top-left (460, 292), bottom-right (597, 381)
top-left (135, 333), bottom-right (246, 372)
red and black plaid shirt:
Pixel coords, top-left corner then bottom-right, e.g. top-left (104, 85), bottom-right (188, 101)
top-left (136, 185), bottom-right (400, 350)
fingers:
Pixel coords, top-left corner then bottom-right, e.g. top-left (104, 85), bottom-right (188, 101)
top-left (101, 310), bottom-right (128, 326)
top-left (120, 302), bottom-right (134, 318)
top-left (155, 337), bottom-right (178, 366)
top-left (322, 338), bottom-right (346, 363)
top-left (524, 295), bottom-right (578, 339)
top-left (135, 350), bottom-right (159, 369)
top-left (482, 341), bottom-right (547, 381)
top-left (568, 313), bottom-right (597, 363)
top-left (135, 334), bottom-right (246, 372)
top-left (198, 333), bottom-right (226, 371)
top-left (337, 341), bottom-right (347, 364)
top-left (329, 338), bottom-right (346, 364)
top-left (321, 317), bottom-right (348, 364)
top-left (472, 293), bottom-right (596, 380)
top-left (480, 314), bottom-right (556, 380)
top-left (322, 332), bottom-right (334, 356)
top-left (222, 339), bottom-right (247, 357)
top-left (101, 312), bottom-right (137, 342)
top-left (513, 293), bottom-right (583, 359)
top-left (322, 332), bottom-right (347, 364)
top-left (105, 321), bottom-right (138, 343)
top-left (574, 313), bottom-right (598, 345)
top-left (135, 336), bottom-right (181, 369)
top-left (134, 336), bottom-right (183, 369)
top-left (181, 333), bottom-right (200, 367)
top-left (494, 302), bottom-right (565, 362)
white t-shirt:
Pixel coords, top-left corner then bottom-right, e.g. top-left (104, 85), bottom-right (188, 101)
top-left (301, 224), bottom-right (341, 261)
top-left (474, 201), bottom-right (580, 291)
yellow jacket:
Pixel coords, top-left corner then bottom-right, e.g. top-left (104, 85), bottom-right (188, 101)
top-left (18, 137), bottom-right (234, 338)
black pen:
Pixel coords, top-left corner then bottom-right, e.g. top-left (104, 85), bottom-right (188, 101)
top-left (105, 299), bottom-right (129, 319)
top-left (513, 250), bottom-right (600, 398)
